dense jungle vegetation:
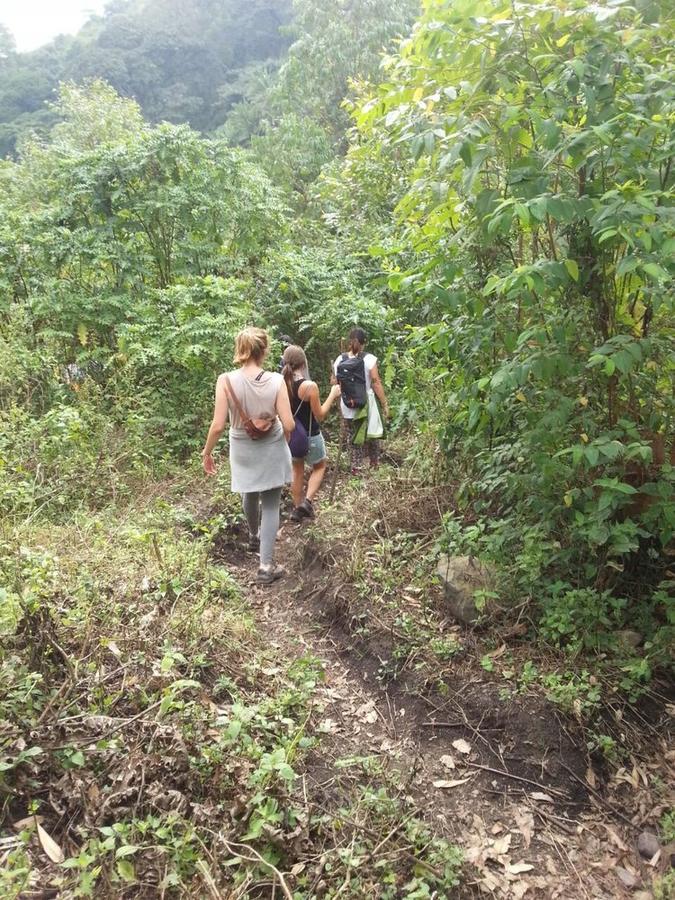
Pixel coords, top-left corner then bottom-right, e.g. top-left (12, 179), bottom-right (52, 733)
top-left (0, 0), bottom-right (673, 896)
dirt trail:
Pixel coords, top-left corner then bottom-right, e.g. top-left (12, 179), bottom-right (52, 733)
top-left (217, 520), bottom-right (665, 900)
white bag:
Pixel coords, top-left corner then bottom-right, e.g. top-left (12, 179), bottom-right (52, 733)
top-left (366, 389), bottom-right (384, 439)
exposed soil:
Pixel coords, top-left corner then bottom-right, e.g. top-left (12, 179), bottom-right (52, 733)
top-left (208, 483), bottom-right (674, 900)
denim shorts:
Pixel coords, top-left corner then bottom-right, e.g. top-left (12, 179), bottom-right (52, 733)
top-left (293, 432), bottom-right (326, 466)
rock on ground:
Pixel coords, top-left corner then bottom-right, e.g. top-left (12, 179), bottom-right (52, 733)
top-left (436, 554), bottom-right (496, 625)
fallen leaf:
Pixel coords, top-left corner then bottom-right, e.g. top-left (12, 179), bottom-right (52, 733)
top-left (317, 718), bottom-right (339, 734)
top-left (492, 833), bottom-right (512, 856)
top-left (433, 778), bottom-right (471, 789)
top-left (452, 738), bottom-right (472, 755)
top-left (37, 823), bottom-right (64, 864)
top-left (615, 867), bottom-right (638, 889)
top-left (356, 701), bottom-right (378, 725)
top-left (439, 754), bottom-right (456, 770)
top-left (506, 862), bottom-right (535, 874)
top-left (515, 808), bottom-right (534, 849)
top-left (13, 815), bottom-right (44, 831)
top-left (530, 792), bottom-right (554, 803)
top-left (603, 824), bottom-right (628, 851)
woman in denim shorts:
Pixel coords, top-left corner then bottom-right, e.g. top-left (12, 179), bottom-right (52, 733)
top-left (282, 345), bottom-right (341, 521)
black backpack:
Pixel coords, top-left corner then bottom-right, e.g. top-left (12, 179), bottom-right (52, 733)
top-left (336, 352), bottom-right (367, 409)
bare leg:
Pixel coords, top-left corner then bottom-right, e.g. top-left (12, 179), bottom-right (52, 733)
top-left (291, 460), bottom-right (305, 507)
top-left (306, 459), bottom-right (327, 501)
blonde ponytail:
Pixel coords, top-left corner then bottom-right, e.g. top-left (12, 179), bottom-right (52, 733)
top-left (234, 327), bottom-right (269, 365)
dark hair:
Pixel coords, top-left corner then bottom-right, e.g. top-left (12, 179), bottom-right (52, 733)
top-left (281, 344), bottom-right (307, 403)
top-left (348, 327), bottom-right (367, 354)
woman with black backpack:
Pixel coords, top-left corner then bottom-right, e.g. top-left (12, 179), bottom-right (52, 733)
top-left (333, 328), bottom-right (389, 475)
top-left (282, 345), bottom-right (341, 521)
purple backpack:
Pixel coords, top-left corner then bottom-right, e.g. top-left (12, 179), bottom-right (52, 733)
top-left (288, 390), bottom-right (310, 458)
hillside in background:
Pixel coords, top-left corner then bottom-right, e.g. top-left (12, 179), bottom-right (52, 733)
top-left (0, 0), bottom-right (293, 156)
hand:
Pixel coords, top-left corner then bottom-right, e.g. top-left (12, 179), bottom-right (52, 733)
top-left (330, 384), bottom-right (341, 400)
top-left (202, 451), bottom-right (216, 476)
top-left (383, 405), bottom-right (390, 420)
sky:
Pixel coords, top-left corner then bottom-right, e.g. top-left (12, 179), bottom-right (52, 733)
top-left (1, 0), bottom-right (107, 52)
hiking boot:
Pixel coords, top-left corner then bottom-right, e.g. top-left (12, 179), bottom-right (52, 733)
top-left (247, 534), bottom-right (260, 553)
top-left (299, 498), bottom-right (315, 519)
top-left (255, 565), bottom-right (285, 586)
top-left (289, 506), bottom-right (305, 522)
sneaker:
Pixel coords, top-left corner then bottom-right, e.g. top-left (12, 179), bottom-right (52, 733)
top-left (247, 534), bottom-right (260, 553)
top-left (255, 565), bottom-right (285, 585)
top-left (299, 498), bottom-right (315, 519)
top-left (289, 506), bottom-right (305, 522)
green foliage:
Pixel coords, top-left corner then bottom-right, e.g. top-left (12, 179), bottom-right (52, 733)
top-left (541, 670), bottom-right (601, 718)
top-left (257, 244), bottom-right (399, 383)
top-left (540, 583), bottom-right (627, 653)
top-left (660, 810), bottom-right (675, 843)
top-left (277, 0), bottom-right (418, 136)
top-left (654, 871), bottom-right (675, 900)
top-left (250, 112), bottom-right (334, 199)
top-left (228, 0), bottom-right (419, 147)
top-left (344, 0), bottom-right (675, 635)
top-left (0, 83), bottom-right (286, 473)
top-left (0, 0), bottom-right (293, 156)
top-left (116, 277), bottom-right (254, 455)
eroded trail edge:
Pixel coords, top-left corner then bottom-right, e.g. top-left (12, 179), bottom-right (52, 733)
top-left (215, 506), bottom-right (671, 900)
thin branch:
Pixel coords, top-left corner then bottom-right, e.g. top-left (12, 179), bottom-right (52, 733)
top-left (219, 837), bottom-right (294, 900)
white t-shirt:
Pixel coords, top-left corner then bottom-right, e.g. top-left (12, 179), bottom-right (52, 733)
top-left (333, 352), bottom-right (377, 419)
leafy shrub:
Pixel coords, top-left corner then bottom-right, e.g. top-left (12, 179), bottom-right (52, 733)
top-left (540, 584), bottom-right (627, 653)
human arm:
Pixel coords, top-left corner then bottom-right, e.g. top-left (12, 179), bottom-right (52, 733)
top-left (369, 362), bottom-right (389, 418)
top-left (201, 374), bottom-right (229, 475)
top-left (276, 379), bottom-right (295, 438)
top-left (301, 381), bottom-right (341, 422)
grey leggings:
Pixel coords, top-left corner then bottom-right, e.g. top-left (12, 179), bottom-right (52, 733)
top-left (242, 488), bottom-right (282, 567)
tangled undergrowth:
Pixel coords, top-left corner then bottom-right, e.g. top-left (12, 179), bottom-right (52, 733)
top-left (304, 454), bottom-right (673, 746)
top-left (0, 467), bottom-right (464, 898)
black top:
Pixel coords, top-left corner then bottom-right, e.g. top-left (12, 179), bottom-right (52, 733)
top-left (292, 379), bottom-right (321, 436)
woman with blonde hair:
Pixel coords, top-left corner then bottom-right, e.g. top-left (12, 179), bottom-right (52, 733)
top-left (282, 345), bottom-right (341, 521)
top-left (202, 327), bottom-right (294, 584)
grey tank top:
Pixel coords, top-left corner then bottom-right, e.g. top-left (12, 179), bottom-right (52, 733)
top-left (226, 369), bottom-right (283, 439)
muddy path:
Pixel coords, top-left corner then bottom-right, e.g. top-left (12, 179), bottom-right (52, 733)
top-left (214, 517), bottom-right (669, 900)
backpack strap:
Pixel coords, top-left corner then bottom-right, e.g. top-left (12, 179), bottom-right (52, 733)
top-left (223, 375), bottom-right (248, 424)
top-left (294, 379), bottom-right (316, 434)
top-left (292, 379), bottom-right (305, 417)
